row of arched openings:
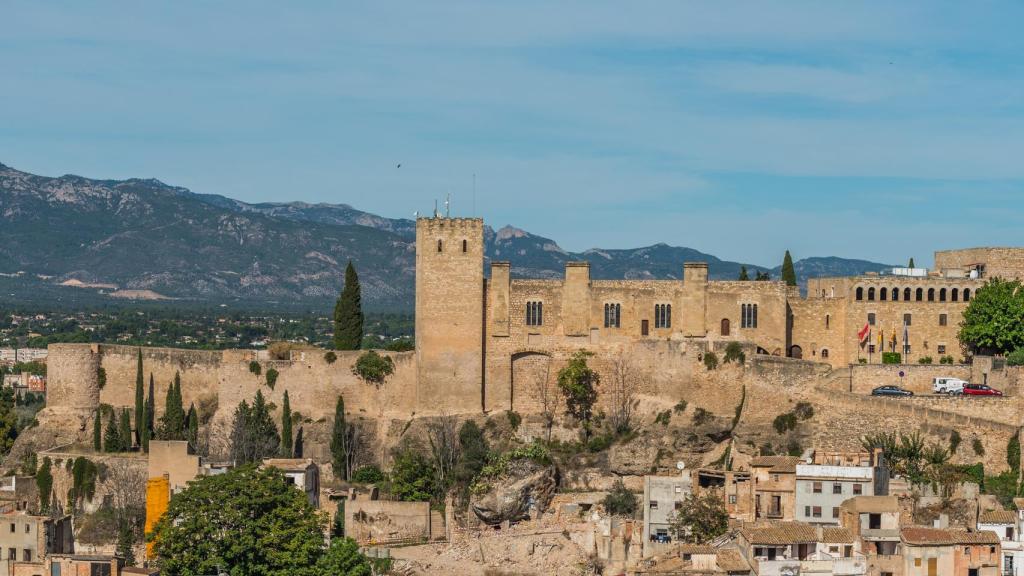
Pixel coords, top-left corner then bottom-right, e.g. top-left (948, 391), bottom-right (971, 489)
top-left (855, 286), bottom-right (971, 303)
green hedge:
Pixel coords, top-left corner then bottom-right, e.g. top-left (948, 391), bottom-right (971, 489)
top-left (881, 352), bottom-right (902, 364)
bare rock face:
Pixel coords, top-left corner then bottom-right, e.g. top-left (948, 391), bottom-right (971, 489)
top-left (471, 461), bottom-right (559, 525)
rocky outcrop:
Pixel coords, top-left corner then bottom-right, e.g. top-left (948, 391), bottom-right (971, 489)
top-left (471, 461), bottom-right (559, 525)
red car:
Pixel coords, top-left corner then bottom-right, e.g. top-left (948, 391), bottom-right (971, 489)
top-left (962, 384), bottom-right (1003, 396)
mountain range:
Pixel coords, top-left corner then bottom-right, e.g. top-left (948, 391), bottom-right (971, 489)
top-left (0, 162), bottom-right (892, 310)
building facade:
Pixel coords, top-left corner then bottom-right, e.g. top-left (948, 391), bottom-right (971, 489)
top-left (413, 217), bottom-right (1024, 414)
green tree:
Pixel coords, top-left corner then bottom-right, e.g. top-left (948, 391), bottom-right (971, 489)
top-left (959, 279), bottom-right (1024, 355)
top-left (452, 420), bottom-right (488, 486)
top-left (104, 410), bottom-right (123, 453)
top-left (755, 271), bottom-right (771, 281)
top-left (119, 408), bottom-right (132, 451)
top-left (909, 257), bottom-right (915, 268)
top-left (388, 447), bottom-right (435, 502)
top-left (159, 372), bottom-right (186, 441)
top-left (602, 478), bottom-right (637, 516)
top-left (0, 388), bottom-right (17, 456)
top-left (134, 348), bottom-right (144, 447)
top-left (316, 537), bottom-right (371, 576)
top-left (668, 492), bottom-right (729, 544)
top-left (149, 465), bottom-right (324, 576)
top-left (93, 408), bottom-right (102, 452)
top-left (781, 250), bottom-right (797, 286)
top-left (281, 390), bottom-right (293, 458)
top-left (186, 403), bottom-right (199, 450)
top-left (557, 350), bottom-right (600, 439)
top-left (330, 396), bottom-right (350, 481)
top-left (117, 521), bottom-right (137, 567)
top-left (143, 374), bottom-right (155, 452)
top-left (738, 266), bottom-right (749, 281)
top-left (35, 457), bottom-right (52, 514)
top-left (230, 391), bottom-right (280, 464)
top-left (333, 261), bottom-right (364, 350)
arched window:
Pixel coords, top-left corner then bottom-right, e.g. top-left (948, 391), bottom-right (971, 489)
top-left (526, 301), bottom-right (543, 326)
top-left (604, 303), bottom-right (621, 328)
top-left (855, 287), bottom-right (864, 301)
top-left (437, 239), bottom-right (443, 253)
top-left (462, 239), bottom-right (467, 253)
top-left (891, 287), bottom-right (899, 301)
top-left (721, 318), bottom-right (730, 336)
top-left (654, 304), bottom-right (671, 329)
top-left (825, 314), bottom-right (830, 329)
top-left (964, 288), bottom-right (971, 301)
top-left (867, 288), bottom-right (875, 301)
top-left (916, 288), bottom-right (923, 301)
top-left (951, 288), bottom-right (959, 302)
top-left (904, 287), bottom-right (911, 301)
top-left (939, 288), bottom-right (946, 302)
top-left (928, 288), bottom-right (935, 302)
top-left (821, 349), bottom-right (829, 359)
top-left (880, 288), bottom-right (887, 301)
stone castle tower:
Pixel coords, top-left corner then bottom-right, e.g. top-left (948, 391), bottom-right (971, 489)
top-left (414, 217), bottom-right (485, 412)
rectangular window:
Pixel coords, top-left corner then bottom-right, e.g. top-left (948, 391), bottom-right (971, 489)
top-left (904, 313), bottom-right (912, 326)
top-left (937, 345), bottom-right (946, 354)
top-left (868, 344), bottom-right (876, 354)
top-left (833, 507), bottom-right (840, 519)
top-left (833, 483), bottom-right (842, 494)
top-left (804, 506), bottom-right (811, 516)
top-left (649, 501), bottom-right (658, 509)
top-left (813, 482), bottom-right (822, 493)
top-left (525, 301), bottom-right (543, 326)
top-left (741, 304), bottom-right (758, 328)
top-left (853, 483), bottom-right (863, 495)
top-left (23, 549), bottom-right (30, 562)
top-left (641, 319), bottom-right (649, 336)
top-left (939, 314), bottom-right (947, 326)
top-left (728, 495), bottom-right (737, 504)
top-left (604, 303), bottom-right (621, 328)
top-left (654, 303), bottom-right (672, 329)
top-left (868, 313), bottom-right (876, 326)
top-left (812, 506), bottom-right (822, 518)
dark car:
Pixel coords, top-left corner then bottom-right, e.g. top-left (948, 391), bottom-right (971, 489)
top-left (871, 385), bottom-right (914, 397)
top-left (962, 384), bottom-right (1003, 396)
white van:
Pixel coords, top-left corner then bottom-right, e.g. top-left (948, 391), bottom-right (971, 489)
top-left (933, 377), bottom-right (968, 394)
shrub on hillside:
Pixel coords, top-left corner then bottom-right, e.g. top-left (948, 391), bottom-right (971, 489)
top-left (265, 367), bottom-right (279, 390)
top-left (973, 438), bottom-right (985, 456)
top-left (352, 465), bottom-right (385, 484)
top-left (323, 351), bottom-right (337, 364)
top-left (602, 478), bottom-right (637, 517)
top-left (353, 351), bottom-right (394, 384)
top-left (673, 400), bottom-right (688, 414)
top-left (918, 356), bottom-right (933, 364)
top-left (773, 413), bottom-right (798, 434)
top-left (940, 355), bottom-right (955, 365)
top-left (723, 342), bottom-right (745, 364)
top-left (793, 402), bottom-right (814, 421)
top-left (1007, 349), bottom-right (1024, 366)
top-left (654, 410), bottom-right (671, 426)
top-left (249, 361), bottom-right (262, 376)
top-left (703, 352), bottom-right (719, 371)
top-left (692, 408), bottom-right (712, 426)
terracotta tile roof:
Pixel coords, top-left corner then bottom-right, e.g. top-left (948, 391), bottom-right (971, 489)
top-left (678, 544), bottom-right (716, 555)
top-left (979, 509), bottom-right (1017, 524)
top-left (716, 549), bottom-right (752, 573)
top-left (740, 522), bottom-right (855, 545)
top-left (901, 527), bottom-right (1001, 546)
top-left (750, 456), bottom-right (801, 473)
top-left (840, 495), bottom-right (899, 514)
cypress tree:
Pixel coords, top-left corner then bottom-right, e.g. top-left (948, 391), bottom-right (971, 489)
top-left (738, 266), bottom-right (749, 281)
top-left (294, 426), bottom-right (304, 458)
top-left (134, 349), bottom-right (144, 447)
top-left (144, 374), bottom-right (155, 452)
top-left (909, 257), bottom-right (915, 268)
top-left (104, 411), bottom-right (122, 453)
top-left (280, 390), bottom-right (293, 458)
top-left (333, 261), bottom-right (364, 350)
top-left (187, 403), bottom-right (198, 449)
top-left (330, 395), bottom-right (348, 481)
top-left (93, 408), bottom-right (102, 452)
top-left (781, 250), bottom-right (797, 286)
top-left (117, 521), bottom-right (136, 566)
top-left (119, 408), bottom-right (132, 452)
top-left (160, 372), bottom-right (186, 440)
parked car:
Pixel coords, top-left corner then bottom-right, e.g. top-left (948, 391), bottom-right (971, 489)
top-left (933, 377), bottom-right (968, 395)
top-left (871, 385), bottom-right (914, 397)
top-left (962, 384), bottom-right (1003, 396)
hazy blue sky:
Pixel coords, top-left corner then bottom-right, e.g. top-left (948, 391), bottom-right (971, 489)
top-left (3, 2), bottom-right (1023, 267)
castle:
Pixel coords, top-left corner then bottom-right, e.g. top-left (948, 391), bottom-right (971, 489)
top-left (415, 217), bottom-right (1024, 413)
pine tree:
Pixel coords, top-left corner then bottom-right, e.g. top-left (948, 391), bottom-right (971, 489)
top-left (330, 395), bottom-right (348, 481)
top-left (187, 403), bottom-right (198, 449)
top-left (781, 250), bottom-right (797, 286)
top-left (909, 257), bottom-right (916, 268)
top-left (93, 408), bottom-right (102, 452)
top-left (119, 408), bottom-right (132, 452)
top-left (738, 266), bottom-right (749, 281)
top-left (104, 411), bottom-right (122, 453)
top-left (280, 390), bottom-right (293, 458)
top-left (229, 390), bottom-right (280, 464)
top-left (333, 261), bottom-right (364, 350)
top-left (134, 349), bottom-right (144, 447)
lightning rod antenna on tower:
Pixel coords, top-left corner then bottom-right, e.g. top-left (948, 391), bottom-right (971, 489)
top-left (445, 192), bottom-right (451, 217)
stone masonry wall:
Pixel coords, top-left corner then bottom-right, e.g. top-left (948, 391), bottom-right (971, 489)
top-left (845, 364), bottom-right (973, 395)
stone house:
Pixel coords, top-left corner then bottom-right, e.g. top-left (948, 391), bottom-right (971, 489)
top-left (735, 521), bottom-right (866, 575)
top-left (691, 469), bottom-right (753, 522)
top-left (261, 458), bottom-right (320, 509)
top-left (838, 496), bottom-right (903, 576)
top-left (642, 473), bottom-right (693, 557)
top-left (0, 510), bottom-right (73, 576)
top-left (795, 463), bottom-right (876, 525)
top-left (976, 508), bottom-right (1023, 576)
top-left (900, 526), bottom-right (1001, 576)
top-left (749, 456), bottom-right (801, 523)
